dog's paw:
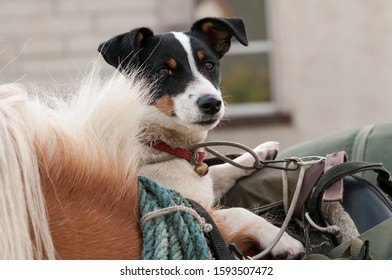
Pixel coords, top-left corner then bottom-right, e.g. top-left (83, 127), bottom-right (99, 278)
top-left (234, 141), bottom-right (279, 173)
top-left (253, 141), bottom-right (279, 161)
top-left (269, 232), bottom-right (305, 260)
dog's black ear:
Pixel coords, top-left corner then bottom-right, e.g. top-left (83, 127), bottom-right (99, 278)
top-left (190, 17), bottom-right (248, 58)
top-left (98, 27), bottom-right (154, 69)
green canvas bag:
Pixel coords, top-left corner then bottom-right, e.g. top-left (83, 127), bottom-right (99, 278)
top-left (219, 123), bottom-right (392, 259)
top-left (280, 123), bottom-right (392, 182)
top-left (330, 217), bottom-right (392, 260)
top-left (222, 122), bottom-right (392, 209)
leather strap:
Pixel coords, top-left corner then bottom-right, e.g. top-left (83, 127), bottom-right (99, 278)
top-left (308, 161), bottom-right (391, 223)
top-left (187, 200), bottom-right (234, 260)
top-left (292, 162), bottom-right (325, 219)
top-left (322, 151), bottom-right (347, 202)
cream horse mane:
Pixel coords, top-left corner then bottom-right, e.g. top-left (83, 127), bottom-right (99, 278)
top-left (0, 63), bottom-right (148, 259)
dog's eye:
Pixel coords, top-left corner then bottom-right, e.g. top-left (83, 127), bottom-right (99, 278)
top-left (204, 62), bottom-right (215, 72)
top-left (157, 68), bottom-right (172, 78)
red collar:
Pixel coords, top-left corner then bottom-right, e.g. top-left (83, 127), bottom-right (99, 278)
top-left (142, 140), bottom-right (207, 165)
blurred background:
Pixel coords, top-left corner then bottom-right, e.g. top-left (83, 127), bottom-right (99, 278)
top-left (1, 0), bottom-right (392, 151)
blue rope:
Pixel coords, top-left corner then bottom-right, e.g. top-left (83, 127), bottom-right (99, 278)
top-left (138, 176), bottom-right (213, 260)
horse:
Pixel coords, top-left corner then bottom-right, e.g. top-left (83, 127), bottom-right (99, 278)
top-left (0, 65), bottom-right (150, 259)
top-left (1, 65), bottom-right (263, 259)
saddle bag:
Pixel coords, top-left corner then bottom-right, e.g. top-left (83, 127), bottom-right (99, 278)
top-left (219, 151), bottom-right (392, 259)
top-left (302, 160), bottom-right (392, 259)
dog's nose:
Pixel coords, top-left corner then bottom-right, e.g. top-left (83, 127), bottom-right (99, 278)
top-left (196, 95), bottom-right (222, 115)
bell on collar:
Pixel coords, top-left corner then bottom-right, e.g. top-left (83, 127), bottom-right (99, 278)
top-left (194, 162), bottom-right (209, 176)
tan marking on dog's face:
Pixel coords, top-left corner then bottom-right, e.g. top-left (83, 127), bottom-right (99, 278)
top-left (155, 95), bottom-right (174, 116)
top-left (197, 51), bottom-right (205, 61)
top-left (202, 22), bottom-right (213, 32)
top-left (167, 58), bottom-right (177, 70)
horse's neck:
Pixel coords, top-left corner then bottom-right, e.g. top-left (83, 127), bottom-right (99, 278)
top-left (38, 135), bottom-right (142, 259)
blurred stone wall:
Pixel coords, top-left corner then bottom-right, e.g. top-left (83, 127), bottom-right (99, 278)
top-left (0, 0), bottom-right (193, 86)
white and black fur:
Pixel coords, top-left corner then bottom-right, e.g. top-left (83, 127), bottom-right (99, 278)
top-left (98, 17), bottom-right (304, 259)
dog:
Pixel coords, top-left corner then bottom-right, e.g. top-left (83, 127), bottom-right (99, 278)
top-left (98, 17), bottom-right (304, 259)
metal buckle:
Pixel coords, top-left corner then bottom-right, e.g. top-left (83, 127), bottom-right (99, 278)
top-left (190, 151), bottom-right (201, 165)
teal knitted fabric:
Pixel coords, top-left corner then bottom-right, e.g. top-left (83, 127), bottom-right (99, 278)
top-left (138, 176), bottom-right (213, 260)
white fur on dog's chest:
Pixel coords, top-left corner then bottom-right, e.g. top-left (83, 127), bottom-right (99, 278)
top-left (139, 158), bottom-right (214, 207)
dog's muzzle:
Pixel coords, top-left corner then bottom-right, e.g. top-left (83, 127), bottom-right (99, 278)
top-left (197, 95), bottom-right (222, 115)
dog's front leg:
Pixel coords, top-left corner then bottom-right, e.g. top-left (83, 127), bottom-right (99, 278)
top-left (209, 141), bottom-right (279, 201)
top-left (213, 207), bottom-right (304, 259)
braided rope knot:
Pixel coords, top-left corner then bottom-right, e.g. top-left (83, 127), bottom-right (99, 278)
top-left (138, 176), bottom-right (213, 260)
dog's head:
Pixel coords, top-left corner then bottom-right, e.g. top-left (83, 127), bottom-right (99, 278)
top-left (98, 17), bottom-right (248, 131)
